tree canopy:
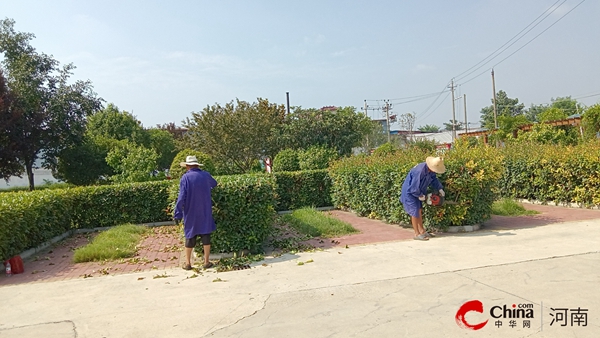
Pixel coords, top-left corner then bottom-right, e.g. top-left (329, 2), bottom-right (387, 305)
top-left (479, 90), bottom-right (525, 129)
top-left (0, 18), bottom-right (102, 189)
top-left (184, 98), bottom-right (286, 173)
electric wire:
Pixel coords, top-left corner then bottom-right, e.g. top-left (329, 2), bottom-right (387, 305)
top-left (454, 0), bottom-right (566, 82)
top-left (458, 0), bottom-right (586, 86)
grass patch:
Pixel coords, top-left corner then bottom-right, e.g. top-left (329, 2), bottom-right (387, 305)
top-left (73, 224), bottom-right (149, 263)
top-left (492, 198), bottom-right (540, 216)
top-left (282, 208), bottom-right (358, 238)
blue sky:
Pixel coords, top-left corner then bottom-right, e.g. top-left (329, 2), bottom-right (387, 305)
top-left (2, 0), bottom-right (599, 130)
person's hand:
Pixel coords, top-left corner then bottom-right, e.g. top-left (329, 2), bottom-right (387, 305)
top-left (439, 189), bottom-right (445, 197)
top-left (418, 195), bottom-right (426, 201)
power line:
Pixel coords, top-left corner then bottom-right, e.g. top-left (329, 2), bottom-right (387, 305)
top-left (454, 0), bottom-right (566, 82)
top-left (458, 0), bottom-right (586, 86)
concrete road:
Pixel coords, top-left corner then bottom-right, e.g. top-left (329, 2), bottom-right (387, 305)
top-left (1, 219), bottom-right (599, 338)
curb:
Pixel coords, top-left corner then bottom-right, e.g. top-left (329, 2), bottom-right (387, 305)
top-left (17, 221), bottom-right (176, 261)
top-left (446, 224), bottom-right (481, 233)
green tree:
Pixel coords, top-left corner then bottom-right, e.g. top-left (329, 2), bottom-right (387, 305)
top-left (86, 103), bottom-right (149, 146)
top-left (0, 18), bottom-right (102, 190)
top-left (147, 128), bottom-right (176, 170)
top-left (0, 69), bottom-right (22, 181)
top-left (169, 149), bottom-right (215, 179)
top-left (480, 90), bottom-right (525, 129)
top-left (278, 106), bottom-right (374, 156)
top-left (550, 96), bottom-right (580, 115)
top-left (53, 139), bottom-right (112, 185)
top-left (538, 107), bottom-right (568, 122)
top-left (582, 104), bottom-right (600, 141)
top-left (184, 98), bottom-right (286, 173)
top-left (106, 142), bottom-right (159, 183)
top-left (298, 146), bottom-right (338, 170)
top-left (443, 119), bottom-right (464, 131)
top-left (272, 149), bottom-right (300, 172)
top-left (417, 124), bottom-right (441, 133)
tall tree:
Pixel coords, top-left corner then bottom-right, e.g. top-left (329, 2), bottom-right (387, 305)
top-left (184, 98), bottom-right (286, 173)
top-left (147, 128), bottom-right (176, 170)
top-left (479, 90), bottom-right (525, 129)
top-left (0, 18), bottom-right (102, 190)
top-left (417, 124), bottom-right (441, 133)
top-left (278, 106), bottom-right (374, 156)
top-left (443, 119), bottom-right (464, 131)
top-left (54, 104), bottom-right (152, 185)
top-left (0, 69), bottom-right (22, 180)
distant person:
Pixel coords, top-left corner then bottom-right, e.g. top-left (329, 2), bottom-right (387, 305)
top-left (400, 157), bottom-right (446, 241)
top-left (174, 155), bottom-right (218, 270)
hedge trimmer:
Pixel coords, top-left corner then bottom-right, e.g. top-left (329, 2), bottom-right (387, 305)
top-left (426, 193), bottom-right (459, 206)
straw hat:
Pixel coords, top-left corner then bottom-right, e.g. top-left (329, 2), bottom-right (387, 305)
top-left (179, 155), bottom-right (204, 167)
top-left (426, 156), bottom-right (446, 174)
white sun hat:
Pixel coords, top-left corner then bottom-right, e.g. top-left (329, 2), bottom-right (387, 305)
top-left (179, 155), bottom-right (204, 167)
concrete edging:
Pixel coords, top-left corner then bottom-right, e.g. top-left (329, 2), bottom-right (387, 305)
top-left (446, 224), bottom-right (481, 233)
top-left (17, 221), bottom-right (177, 260)
top-left (518, 198), bottom-right (600, 210)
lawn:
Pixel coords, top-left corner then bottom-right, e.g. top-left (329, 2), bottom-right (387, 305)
top-left (282, 208), bottom-right (358, 238)
top-left (492, 198), bottom-right (540, 216)
top-left (73, 224), bottom-right (150, 263)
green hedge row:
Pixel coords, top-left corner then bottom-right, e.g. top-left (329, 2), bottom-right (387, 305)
top-left (328, 142), bottom-right (504, 229)
top-left (0, 181), bottom-right (171, 260)
top-left (273, 169), bottom-right (332, 211)
top-left (499, 142), bottom-right (600, 206)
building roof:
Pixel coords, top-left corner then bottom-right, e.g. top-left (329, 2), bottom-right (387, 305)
top-left (412, 131), bottom-right (453, 144)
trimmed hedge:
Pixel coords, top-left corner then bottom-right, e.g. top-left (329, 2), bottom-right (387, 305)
top-left (329, 143), bottom-right (504, 229)
top-left (273, 169), bottom-right (332, 211)
top-left (70, 181), bottom-right (171, 229)
top-left (0, 189), bottom-right (73, 261)
top-left (168, 174), bottom-right (276, 253)
top-left (0, 181), bottom-right (171, 260)
top-left (210, 175), bottom-right (276, 253)
top-left (499, 142), bottom-right (600, 206)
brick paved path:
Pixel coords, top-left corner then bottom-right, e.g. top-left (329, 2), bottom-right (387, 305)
top-left (0, 226), bottom-right (183, 286)
top-left (2, 204), bottom-right (599, 285)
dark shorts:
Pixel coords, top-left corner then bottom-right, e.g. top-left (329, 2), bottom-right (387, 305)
top-left (185, 234), bottom-right (211, 248)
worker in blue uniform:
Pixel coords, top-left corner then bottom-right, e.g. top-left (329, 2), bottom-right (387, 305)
top-left (400, 157), bottom-right (446, 241)
top-left (174, 155), bottom-right (218, 270)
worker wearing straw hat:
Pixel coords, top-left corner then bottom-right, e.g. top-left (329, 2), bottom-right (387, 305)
top-left (400, 156), bottom-right (446, 241)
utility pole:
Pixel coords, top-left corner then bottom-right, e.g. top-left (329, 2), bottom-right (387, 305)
top-left (383, 100), bottom-right (392, 143)
top-left (464, 94), bottom-right (468, 133)
top-left (286, 92), bottom-right (290, 116)
top-left (449, 79), bottom-right (456, 142)
top-left (491, 69), bottom-right (498, 129)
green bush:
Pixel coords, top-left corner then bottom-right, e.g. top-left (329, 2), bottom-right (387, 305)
top-left (169, 149), bottom-right (215, 179)
top-left (0, 181), bottom-right (171, 260)
top-left (273, 170), bottom-right (332, 211)
top-left (70, 181), bottom-right (171, 229)
top-left (273, 149), bottom-right (300, 172)
top-left (372, 142), bottom-right (397, 157)
top-left (329, 141), bottom-right (503, 229)
top-left (499, 141), bottom-right (600, 206)
top-left (298, 146), bottom-right (338, 170)
top-left (0, 189), bottom-right (73, 260)
top-left (168, 174), bottom-right (276, 253)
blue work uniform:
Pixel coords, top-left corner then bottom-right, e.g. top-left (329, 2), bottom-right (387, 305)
top-left (400, 162), bottom-right (443, 218)
top-left (174, 168), bottom-right (218, 238)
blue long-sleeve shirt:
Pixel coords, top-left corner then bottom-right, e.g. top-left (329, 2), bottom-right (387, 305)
top-left (174, 168), bottom-right (218, 238)
top-left (400, 162), bottom-right (443, 217)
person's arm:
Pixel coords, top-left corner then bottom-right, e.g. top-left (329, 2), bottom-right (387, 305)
top-left (431, 174), bottom-right (443, 192)
top-left (408, 166), bottom-right (425, 199)
top-left (174, 178), bottom-right (187, 220)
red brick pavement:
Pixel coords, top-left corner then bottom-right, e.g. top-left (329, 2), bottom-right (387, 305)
top-left (2, 204), bottom-right (599, 285)
top-left (0, 226), bottom-right (183, 286)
